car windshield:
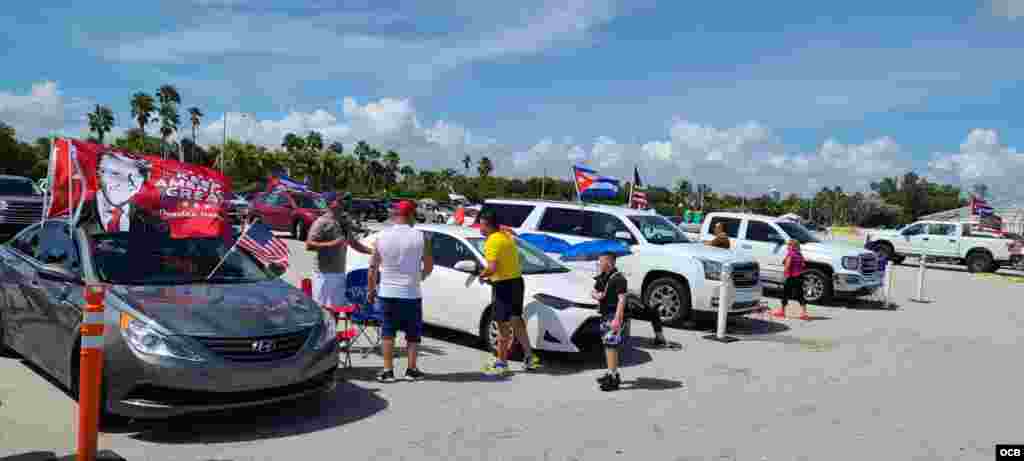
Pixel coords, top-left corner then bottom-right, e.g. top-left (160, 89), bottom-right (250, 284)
top-left (777, 221), bottom-right (820, 243)
top-left (91, 234), bottom-right (274, 285)
top-left (0, 178), bottom-right (39, 196)
top-left (628, 215), bottom-right (691, 244)
top-left (294, 195), bottom-right (326, 209)
top-left (468, 237), bottom-right (570, 274)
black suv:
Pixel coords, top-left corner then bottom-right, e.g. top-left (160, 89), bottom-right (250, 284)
top-left (0, 175), bottom-right (44, 239)
top-left (349, 198), bottom-right (389, 223)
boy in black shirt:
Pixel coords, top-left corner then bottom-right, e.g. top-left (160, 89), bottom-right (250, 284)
top-left (592, 251), bottom-right (629, 391)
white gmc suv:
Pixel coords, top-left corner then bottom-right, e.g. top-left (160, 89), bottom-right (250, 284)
top-left (482, 199), bottom-right (764, 326)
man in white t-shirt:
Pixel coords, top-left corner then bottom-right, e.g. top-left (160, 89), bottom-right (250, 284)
top-left (367, 200), bottom-right (433, 382)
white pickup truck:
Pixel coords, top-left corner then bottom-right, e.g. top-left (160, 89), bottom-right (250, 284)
top-left (686, 212), bottom-right (882, 304)
top-left (481, 199), bottom-right (764, 326)
top-left (864, 221), bottom-right (1017, 273)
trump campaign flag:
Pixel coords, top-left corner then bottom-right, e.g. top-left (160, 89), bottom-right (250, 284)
top-left (573, 164), bottom-right (620, 200)
top-left (45, 138), bottom-right (231, 239)
top-left (237, 221), bottom-right (290, 268)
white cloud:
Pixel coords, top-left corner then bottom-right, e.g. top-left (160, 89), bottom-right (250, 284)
top-left (0, 82), bottom-right (66, 139)
top-left (989, 0), bottom-right (1024, 19)
top-left (927, 129), bottom-right (1024, 202)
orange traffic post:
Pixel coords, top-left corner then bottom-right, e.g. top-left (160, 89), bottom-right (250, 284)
top-left (301, 278), bottom-right (313, 298)
top-left (78, 284), bottom-right (106, 461)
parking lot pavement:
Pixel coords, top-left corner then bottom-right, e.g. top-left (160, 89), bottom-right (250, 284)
top-left (3, 235), bottom-right (1023, 460)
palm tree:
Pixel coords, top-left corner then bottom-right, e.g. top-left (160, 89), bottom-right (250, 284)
top-left (156, 85), bottom-right (182, 157)
top-left (87, 105), bottom-right (115, 144)
top-left (304, 131), bottom-right (324, 152)
top-left (462, 154), bottom-right (471, 175)
top-left (187, 107), bottom-right (203, 163)
top-left (130, 92), bottom-right (156, 133)
top-left (399, 165), bottom-right (415, 189)
top-left (674, 179), bottom-right (692, 210)
top-left (281, 133), bottom-right (305, 153)
top-left (383, 150), bottom-right (400, 189)
top-left (477, 156), bottom-right (493, 178)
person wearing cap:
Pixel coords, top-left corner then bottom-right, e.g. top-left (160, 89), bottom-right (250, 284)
top-left (305, 191), bottom-right (372, 309)
top-left (367, 200), bottom-right (434, 382)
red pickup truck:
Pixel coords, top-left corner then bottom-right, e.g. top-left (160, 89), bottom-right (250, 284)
top-left (250, 190), bottom-right (326, 240)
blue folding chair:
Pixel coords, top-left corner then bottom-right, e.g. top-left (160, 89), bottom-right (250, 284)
top-left (345, 269), bottom-right (389, 357)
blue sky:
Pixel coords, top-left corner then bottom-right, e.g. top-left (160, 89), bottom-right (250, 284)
top-left (2, 0), bottom-right (1023, 199)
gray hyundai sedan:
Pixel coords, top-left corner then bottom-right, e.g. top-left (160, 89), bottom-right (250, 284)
top-left (0, 219), bottom-right (338, 419)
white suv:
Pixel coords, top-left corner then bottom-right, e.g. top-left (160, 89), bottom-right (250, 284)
top-left (481, 199), bottom-right (764, 325)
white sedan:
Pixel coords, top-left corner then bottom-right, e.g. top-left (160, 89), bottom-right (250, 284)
top-left (347, 224), bottom-right (608, 354)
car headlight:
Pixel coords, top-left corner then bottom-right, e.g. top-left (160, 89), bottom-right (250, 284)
top-left (0, 200), bottom-right (7, 211)
top-left (119, 313), bottom-right (205, 362)
top-left (842, 256), bottom-right (861, 270)
top-left (534, 293), bottom-right (596, 310)
top-left (698, 258), bottom-right (723, 280)
top-left (314, 307), bottom-right (337, 350)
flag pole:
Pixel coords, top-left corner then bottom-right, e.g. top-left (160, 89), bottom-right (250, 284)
top-left (207, 219), bottom-right (251, 280)
top-left (570, 166), bottom-right (581, 203)
top-left (541, 168), bottom-right (546, 199)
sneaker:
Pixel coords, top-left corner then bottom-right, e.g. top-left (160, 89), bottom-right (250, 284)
top-left (770, 309), bottom-right (786, 319)
top-left (798, 312), bottom-right (811, 321)
top-left (651, 337), bottom-right (669, 348)
top-left (483, 361), bottom-right (512, 376)
top-left (520, 354), bottom-right (541, 371)
top-left (376, 369), bottom-right (396, 383)
top-left (596, 372), bottom-right (615, 384)
top-left (404, 368), bottom-right (425, 381)
top-left (599, 373), bottom-right (621, 391)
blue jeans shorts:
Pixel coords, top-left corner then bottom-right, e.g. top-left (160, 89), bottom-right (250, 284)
top-left (600, 314), bottom-right (630, 350)
top-left (378, 297), bottom-right (424, 343)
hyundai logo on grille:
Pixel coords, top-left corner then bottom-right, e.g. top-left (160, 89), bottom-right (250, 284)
top-left (252, 340), bottom-right (276, 353)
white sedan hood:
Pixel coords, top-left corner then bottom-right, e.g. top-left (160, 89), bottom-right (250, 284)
top-left (525, 270), bottom-right (597, 306)
top-left (650, 243), bottom-right (758, 264)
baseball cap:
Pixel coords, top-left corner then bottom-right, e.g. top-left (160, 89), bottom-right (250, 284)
top-left (395, 200), bottom-right (417, 217)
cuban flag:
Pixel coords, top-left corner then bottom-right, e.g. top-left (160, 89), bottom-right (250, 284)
top-left (573, 164), bottom-right (620, 199)
top-left (266, 171), bottom-right (311, 193)
top-left (970, 195), bottom-right (994, 216)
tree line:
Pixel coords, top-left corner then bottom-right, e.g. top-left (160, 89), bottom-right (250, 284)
top-left (0, 83), bottom-right (977, 227)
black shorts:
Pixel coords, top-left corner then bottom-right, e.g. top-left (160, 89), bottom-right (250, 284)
top-left (491, 277), bottom-right (525, 322)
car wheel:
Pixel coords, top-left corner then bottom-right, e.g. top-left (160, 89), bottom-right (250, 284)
top-left (293, 220), bottom-right (307, 241)
top-left (801, 269), bottom-right (832, 304)
top-left (967, 251), bottom-right (992, 273)
top-left (478, 306), bottom-right (524, 360)
top-left (644, 277), bottom-right (691, 325)
top-left (875, 242), bottom-right (895, 262)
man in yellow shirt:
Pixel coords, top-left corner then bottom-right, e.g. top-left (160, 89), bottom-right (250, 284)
top-left (478, 209), bottom-right (539, 374)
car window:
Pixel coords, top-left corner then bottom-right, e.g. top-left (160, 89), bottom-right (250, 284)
top-left (293, 195), bottom-right (325, 209)
top-left (538, 207), bottom-right (586, 236)
top-left (468, 237), bottom-right (569, 275)
top-left (708, 217), bottom-right (741, 238)
top-left (480, 203), bottom-right (535, 228)
top-left (10, 224), bottom-right (43, 258)
top-left (745, 221), bottom-right (783, 242)
top-left (36, 222), bottom-right (82, 274)
top-left (427, 232), bottom-right (476, 268)
top-left (928, 223), bottom-right (957, 236)
top-left (0, 177), bottom-right (39, 196)
top-left (628, 215), bottom-right (690, 244)
top-left (902, 223), bottom-right (925, 236)
top-left (585, 211), bottom-right (635, 242)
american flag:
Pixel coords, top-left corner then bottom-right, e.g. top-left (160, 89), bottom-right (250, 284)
top-left (971, 195), bottom-right (994, 216)
top-left (630, 166), bottom-right (648, 209)
top-left (237, 222), bottom-right (290, 268)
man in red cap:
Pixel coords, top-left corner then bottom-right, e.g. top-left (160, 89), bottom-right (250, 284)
top-left (367, 200), bottom-right (434, 382)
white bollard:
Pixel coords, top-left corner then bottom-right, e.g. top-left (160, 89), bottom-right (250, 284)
top-left (704, 263), bottom-right (739, 343)
top-left (881, 266), bottom-right (894, 308)
top-left (909, 254), bottom-right (930, 303)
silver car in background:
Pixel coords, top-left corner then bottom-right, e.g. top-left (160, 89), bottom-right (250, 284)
top-left (0, 220), bottom-right (338, 419)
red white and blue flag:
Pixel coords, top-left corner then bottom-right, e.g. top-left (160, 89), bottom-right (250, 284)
top-left (266, 171), bottom-right (311, 193)
top-left (238, 221), bottom-right (290, 268)
top-left (970, 195), bottom-right (994, 216)
top-left (573, 164), bottom-right (620, 199)
top-left (629, 166), bottom-right (648, 209)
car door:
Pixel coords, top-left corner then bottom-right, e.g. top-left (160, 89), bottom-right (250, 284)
top-left (0, 223), bottom-right (43, 355)
top-left (21, 222), bottom-right (84, 374)
top-left (925, 223), bottom-right (959, 258)
top-left (706, 216), bottom-right (742, 247)
top-left (534, 207), bottom-right (590, 245)
top-left (423, 231), bottom-right (491, 333)
top-left (739, 219), bottom-right (787, 284)
top-left (265, 193), bottom-right (292, 230)
top-left (893, 223), bottom-right (927, 255)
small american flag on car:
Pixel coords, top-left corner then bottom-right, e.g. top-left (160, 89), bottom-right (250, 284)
top-left (238, 221), bottom-right (290, 268)
top-left (629, 166), bottom-right (648, 209)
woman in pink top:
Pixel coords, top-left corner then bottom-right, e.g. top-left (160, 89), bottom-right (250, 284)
top-left (772, 239), bottom-right (810, 320)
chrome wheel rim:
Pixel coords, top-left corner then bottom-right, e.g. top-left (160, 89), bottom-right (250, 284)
top-left (650, 285), bottom-right (681, 320)
top-left (804, 274), bottom-right (825, 301)
top-left (489, 319), bottom-right (500, 351)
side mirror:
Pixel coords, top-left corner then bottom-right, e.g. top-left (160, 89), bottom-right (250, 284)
top-left (267, 262), bottom-right (288, 278)
top-left (614, 231), bottom-right (632, 241)
top-left (453, 260), bottom-right (480, 273)
top-left (38, 264), bottom-right (80, 283)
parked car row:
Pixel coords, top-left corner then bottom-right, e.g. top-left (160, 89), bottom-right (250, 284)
top-left (0, 175), bottom-right (44, 239)
top-left (865, 221), bottom-right (1019, 273)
